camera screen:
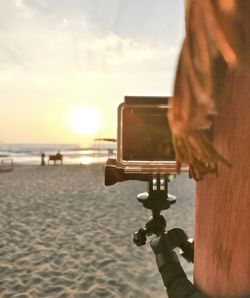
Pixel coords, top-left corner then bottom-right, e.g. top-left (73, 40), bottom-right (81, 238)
top-left (122, 107), bottom-right (175, 161)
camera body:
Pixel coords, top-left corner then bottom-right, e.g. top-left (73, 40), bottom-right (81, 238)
top-left (105, 96), bottom-right (187, 185)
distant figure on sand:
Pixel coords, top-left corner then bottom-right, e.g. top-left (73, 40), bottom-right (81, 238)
top-left (107, 148), bottom-right (114, 158)
top-left (41, 153), bottom-right (46, 166)
top-left (48, 152), bottom-right (63, 165)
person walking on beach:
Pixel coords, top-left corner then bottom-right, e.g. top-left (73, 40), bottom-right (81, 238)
top-left (41, 153), bottom-right (46, 166)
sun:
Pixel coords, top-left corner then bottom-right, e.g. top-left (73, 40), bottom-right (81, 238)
top-left (69, 106), bottom-right (102, 137)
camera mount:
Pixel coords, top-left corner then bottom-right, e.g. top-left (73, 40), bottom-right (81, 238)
top-left (133, 175), bottom-right (194, 261)
top-left (132, 175), bottom-right (204, 297)
top-left (105, 159), bottom-right (205, 296)
top-left (133, 174), bottom-right (176, 245)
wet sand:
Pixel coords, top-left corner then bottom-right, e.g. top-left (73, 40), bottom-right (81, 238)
top-left (0, 164), bottom-right (195, 298)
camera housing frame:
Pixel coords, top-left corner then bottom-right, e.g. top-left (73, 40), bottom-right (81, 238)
top-left (116, 96), bottom-right (187, 174)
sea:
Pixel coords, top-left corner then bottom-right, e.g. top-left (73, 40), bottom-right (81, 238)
top-left (0, 143), bottom-right (116, 165)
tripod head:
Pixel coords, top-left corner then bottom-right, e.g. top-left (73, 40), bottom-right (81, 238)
top-left (105, 159), bottom-right (176, 241)
top-left (133, 174), bottom-right (176, 246)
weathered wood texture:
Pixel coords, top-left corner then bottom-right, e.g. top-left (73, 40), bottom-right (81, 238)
top-left (194, 67), bottom-right (250, 297)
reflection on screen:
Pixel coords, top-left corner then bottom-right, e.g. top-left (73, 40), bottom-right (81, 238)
top-left (122, 107), bottom-right (175, 161)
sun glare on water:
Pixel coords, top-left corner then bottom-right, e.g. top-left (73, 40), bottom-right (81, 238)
top-left (69, 107), bottom-right (102, 137)
top-left (80, 156), bottom-right (94, 165)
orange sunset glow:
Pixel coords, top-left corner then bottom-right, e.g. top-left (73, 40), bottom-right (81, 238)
top-left (0, 1), bottom-right (184, 145)
top-left (68, 106), bottom-right (102, 137)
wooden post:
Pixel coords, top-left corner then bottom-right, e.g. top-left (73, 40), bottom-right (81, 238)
top-left (194, 68), bottom-right (250, 296)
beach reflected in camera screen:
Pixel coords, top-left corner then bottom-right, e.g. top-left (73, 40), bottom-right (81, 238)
top-left (122, 107), bottom-right (175, 161)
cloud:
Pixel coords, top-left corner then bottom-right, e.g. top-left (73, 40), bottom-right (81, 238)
top-left (0, 1), bottom-right (181, 120)
top-left (92, 33), bottom-right (176, 66)
top-left (0, 1), bottom-right (181, 80)
top-left (12, 0), bottom-right (33, 17)
top-left (15, 0), bottom-right (24, 8)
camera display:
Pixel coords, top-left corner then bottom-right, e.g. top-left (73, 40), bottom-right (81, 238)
top-left (122, 106), bottom-right (175, 161)
top-left (116, 96), bottom-right (179, 174)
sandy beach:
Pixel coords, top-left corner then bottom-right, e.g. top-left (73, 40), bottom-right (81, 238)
top-left (0, 164), bottom-right (195, 298)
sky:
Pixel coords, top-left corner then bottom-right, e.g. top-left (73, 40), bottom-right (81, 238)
top-left (0, 0), bottom-right (185, 145)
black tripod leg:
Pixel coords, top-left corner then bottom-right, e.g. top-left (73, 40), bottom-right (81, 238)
top-left (167, 228), bottom-right (194, 263)
top-left (150, 235), bottom-right (207, 298)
